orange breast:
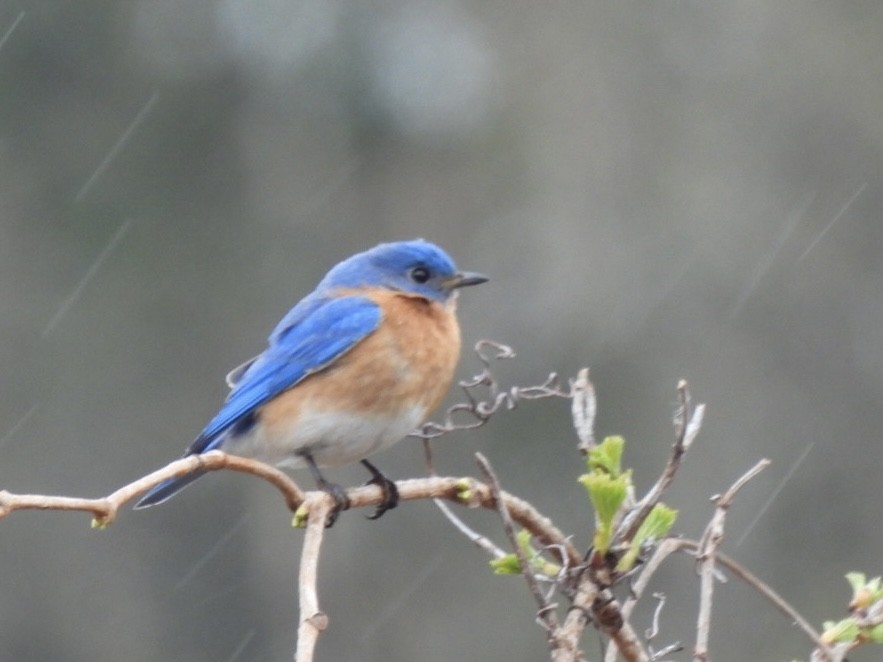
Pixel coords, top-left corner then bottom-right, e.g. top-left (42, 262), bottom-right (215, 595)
top-left (258, 289), bottom-right (462, 433)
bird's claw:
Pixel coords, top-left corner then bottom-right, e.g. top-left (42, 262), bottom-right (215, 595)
top-left (361, 460), bottom-right (399, 520)
top-left (317, 480), bottom-right (351, 528)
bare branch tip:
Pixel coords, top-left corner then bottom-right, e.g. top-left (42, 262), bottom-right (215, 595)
top-left (571, 367), bottom-right (596, 452)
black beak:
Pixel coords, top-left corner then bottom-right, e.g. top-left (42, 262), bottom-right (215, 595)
top-left (448, 271), bottom-right (489, 289)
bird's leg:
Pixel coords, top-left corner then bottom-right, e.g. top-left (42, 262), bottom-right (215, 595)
top-left (303, 453), bottom-right (350, 527)
top-left (360, 459), bottom-right (399, 520)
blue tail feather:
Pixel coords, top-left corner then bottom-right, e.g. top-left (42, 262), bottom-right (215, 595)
top-left (134, 468), bottom-right (208, 509)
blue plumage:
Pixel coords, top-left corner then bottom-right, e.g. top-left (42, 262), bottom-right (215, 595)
top-left (194, 296), bottom-right (382, 454)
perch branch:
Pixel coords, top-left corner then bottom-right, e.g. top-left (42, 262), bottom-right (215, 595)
top-left (0, 451), bottom-right (305, 525)
top-left (0, 465), bottom-right (580, 568)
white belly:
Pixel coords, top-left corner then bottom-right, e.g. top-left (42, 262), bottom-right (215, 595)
top-left (219, 404), bottom-right (426, 469)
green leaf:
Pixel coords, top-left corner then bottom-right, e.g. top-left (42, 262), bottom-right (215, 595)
top-left (515, 528), bottom-right (533, 553)
top-left (490, 553), bottom-right (522, 575)
top-left (846, 572), bottom-right (867, 593)
top-left (845, 572), bottom-right (883, 609)
top-left (579, 471), bottom-right (629, 554)
top-left (490, 530), bottom-right (562, 577)
top-left (820, 618), bottom-right (860, 644)
top-left (617, 503), bottom-right (678, 572)
top-left (587, 436), bottom-right (626, 477)
top-left (869, 623), bottom-right (883, 644)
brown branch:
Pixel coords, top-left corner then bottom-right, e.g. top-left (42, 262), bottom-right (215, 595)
top-left (557, 573), bottom-right (649, 662)
top-left (554, 573), bottom-right (598, 662)
top-left (0, 454), bottom-right (580, 574)
top-left (355, 476), bottom-right (582, 568)
top-left (295, 494), bottom-right (333, 662)
top-left (605, 605), bottom-right (650, 662)
top-left (0, 451), bottom-right (305, 525)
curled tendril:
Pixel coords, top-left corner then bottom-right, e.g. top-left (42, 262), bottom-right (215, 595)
top-left (411, 340), bottom-right (575, 440)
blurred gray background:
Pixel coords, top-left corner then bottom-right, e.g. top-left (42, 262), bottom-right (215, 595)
top-left (2, 2), bottom-right (883, 660)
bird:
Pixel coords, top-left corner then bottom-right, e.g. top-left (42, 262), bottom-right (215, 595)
top-left (134, 239), bottom-right (487, 522)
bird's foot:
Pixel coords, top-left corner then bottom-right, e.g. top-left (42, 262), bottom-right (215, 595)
top-left (316, 478), bottom-right (351, 528)
top-left (303, 452), bottom-right (351, 527)
top-left (361, 459), bottom-right (399, 520)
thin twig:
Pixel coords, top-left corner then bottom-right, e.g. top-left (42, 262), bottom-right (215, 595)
top-left (646, 593), bottom-right (666, 641)
top-left (475, 452), bottom-right (560, 640)
top-left (433, 498), bottom-right (508, 560)
top-left (616, 381), bottom-right (705, 544)
top-left (647, 599), bottom-right (684, 662)
top-left (694, 459), bottom-right (770, 661)
top-left (710, 545), bottom-right (825, 651)
top-left (650, 642), bottom-right (683, 661)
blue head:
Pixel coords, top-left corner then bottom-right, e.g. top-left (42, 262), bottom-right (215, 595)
top-left (319, 239), bottom-right (487, 302)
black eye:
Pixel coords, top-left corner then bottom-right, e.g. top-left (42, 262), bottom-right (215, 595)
top-left (409, 266), bottom-right (431, 284)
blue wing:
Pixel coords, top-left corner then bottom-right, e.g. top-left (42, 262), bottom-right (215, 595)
top-left (134, 294), bottom-right (382, 508)
top-left (191, 295), bottom-right (382, 453)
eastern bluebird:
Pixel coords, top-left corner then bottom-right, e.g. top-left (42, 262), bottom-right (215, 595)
top-left (135, 239), bottom-right (486, 521)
